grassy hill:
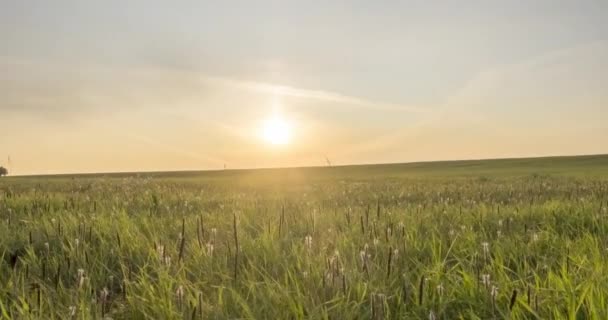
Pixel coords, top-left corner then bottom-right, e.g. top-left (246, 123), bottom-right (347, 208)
top-left (7, 154), bottom-right (608, 182)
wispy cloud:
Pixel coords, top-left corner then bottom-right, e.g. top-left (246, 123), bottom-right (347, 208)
top-left (1, 55), bottom-right (427, 115)
top-left (201, 76), bottom-right (428, 113)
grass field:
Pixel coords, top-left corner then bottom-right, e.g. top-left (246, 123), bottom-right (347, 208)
top-left (1, 154), bottom-right (608, 319)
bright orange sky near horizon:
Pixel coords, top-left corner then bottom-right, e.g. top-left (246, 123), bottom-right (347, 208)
top-left (1, 1), bottom-right (608, 175)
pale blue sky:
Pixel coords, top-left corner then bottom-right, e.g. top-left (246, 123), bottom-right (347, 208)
top-left (1, 1), bottom-right (607, 174)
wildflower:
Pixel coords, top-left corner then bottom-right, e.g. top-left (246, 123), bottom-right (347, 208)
top-left (436, 283), bottom-right (445, 296)
top-left (302, 271), bottom-right (309, 278)
top-left (69, 306), bottom-right (76, 317)
top-left (100, 287), bottom-right (109, 302)
top-left (482, 242), bottom-right (490, 255)
top-left (156, 245), bottom-right (165, 259)
top-left (498, 219), bottom-right (503, 227)
top-left (74, 238), bottom-right (80, 247)
top-left (205, 242), bottom-right (214, 256)
top-left (429, 310), bottom-right (436, 320)
top-left (304, 235), bottom-right (313, 250)
top-left (176, 285), bottom-right (184, 300)
top-left (491, 285), bottom-right (499, 298)
top-left (497, 230), bottom-right (502, 238)
top-left (481, 274), bottom-right (491, 288)
top-left (211, 228), bottom-right (217, 236)
top-left (532, 233), bottom-right (539, 242)
top-left (373, 238), bottom-right (380, 246)
top-left (359, 250), bottom-right (367, 266)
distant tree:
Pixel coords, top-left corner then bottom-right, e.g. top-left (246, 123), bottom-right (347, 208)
top-left (0, 166), bottom-right (7, 177)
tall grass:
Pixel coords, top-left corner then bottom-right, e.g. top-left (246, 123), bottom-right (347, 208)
top-left (0, 174), bottom-right (607, 318)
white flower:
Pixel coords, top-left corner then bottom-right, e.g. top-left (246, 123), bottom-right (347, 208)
top-left (359, 250), bottom-right (367, 265)
top-left (436, 283), bottom-right (445, 296)
top-left (491, 285), bottom-right (499, 298)
top-left (482, 242), bottom-right (490, 254)
top-left (176, 285), bottom-right (184, 299)
top-left (429, 310), bottom-right (436, 320)
top-left (100, 287), bottom-right (109, 301)
top-left (304, 235), bottom-right (313, 250)
top-left (156, 245), bottom-right (165, 257)
top-left (532, 233), bottom-right (539, 242)
top-left (206, 242), bottom-right (215, 256)
top-left (481, 274), bottom-right (491, 287)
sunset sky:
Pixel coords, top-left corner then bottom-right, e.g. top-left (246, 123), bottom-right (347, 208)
top-left (1, 1), bottom-right (607, 175)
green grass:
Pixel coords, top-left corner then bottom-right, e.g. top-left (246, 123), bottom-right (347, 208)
top-left (1, 154), bottom-right (607, 319)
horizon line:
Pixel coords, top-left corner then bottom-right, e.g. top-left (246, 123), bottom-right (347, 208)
top-left (5, 152), bottom-right (607, 178)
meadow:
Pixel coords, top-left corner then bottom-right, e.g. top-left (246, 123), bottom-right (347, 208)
top-left (1, 154), bottom-right (608, 319)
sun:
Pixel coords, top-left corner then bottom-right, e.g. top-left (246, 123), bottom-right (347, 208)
top-left (261, 115), bottom-right (292, 145)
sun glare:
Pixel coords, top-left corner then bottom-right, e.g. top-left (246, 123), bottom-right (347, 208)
top-left (262, 116), bottom-right (291, 145)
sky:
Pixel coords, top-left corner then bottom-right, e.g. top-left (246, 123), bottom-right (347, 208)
top-left (1, 0), bottom-right (607, 175)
